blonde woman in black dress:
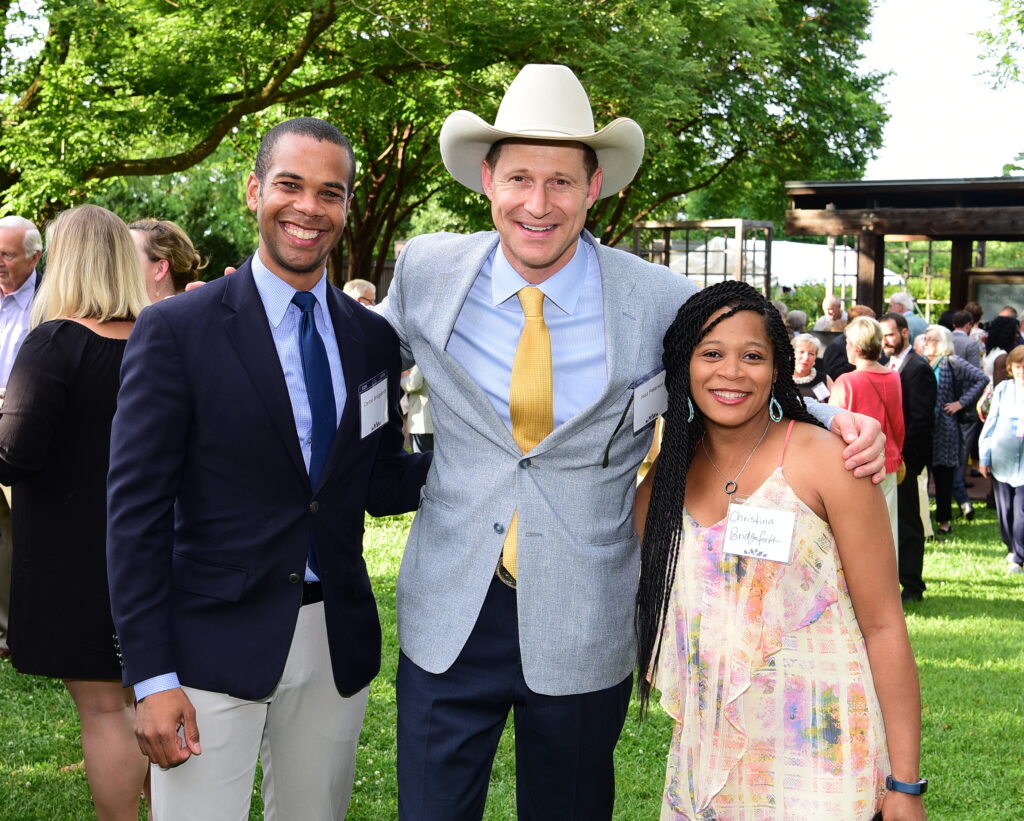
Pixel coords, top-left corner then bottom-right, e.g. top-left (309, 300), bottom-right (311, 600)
top-left (0, 205), bottom-right (150, 820)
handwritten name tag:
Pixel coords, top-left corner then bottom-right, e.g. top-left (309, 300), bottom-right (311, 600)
top-left (359, 370), bottom-right (389, 439)
top-left (632, 369), bottom-right (668, 433)
top-left (722, 502), bottom-right (796, 563)
top-left (811, 381), bottom-right (830, 401)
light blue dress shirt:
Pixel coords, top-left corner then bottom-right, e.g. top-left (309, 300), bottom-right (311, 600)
top-left (134, 253), bottom-right (346, 702)
top-left (446, 235), bottom-right (607, 431)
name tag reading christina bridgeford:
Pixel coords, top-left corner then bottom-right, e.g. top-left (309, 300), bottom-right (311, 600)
top-left (722, 502), bottom-right (796, 564)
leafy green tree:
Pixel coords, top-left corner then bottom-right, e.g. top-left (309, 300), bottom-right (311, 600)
top-left (93, 143), bottom-right (256, 278)
top-left (1, 0), bottom-right (886, 284)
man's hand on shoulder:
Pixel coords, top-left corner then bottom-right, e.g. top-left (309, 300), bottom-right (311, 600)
top-left (135, 687), bottom-right (202, 768)
top-left (830, 411), bottom-right (886, 483)
top-left (184, 266), bottom-right (235, 292)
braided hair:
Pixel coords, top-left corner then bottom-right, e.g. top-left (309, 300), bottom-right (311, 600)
top-left (636, 281), bottom-right (824, 713)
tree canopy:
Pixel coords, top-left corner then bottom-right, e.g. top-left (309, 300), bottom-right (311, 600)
top-left (1, 0), bottom-right (886, 281)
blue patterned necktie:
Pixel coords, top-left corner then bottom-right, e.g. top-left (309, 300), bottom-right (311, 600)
top-left (291, 290), bottom-right (337, 576)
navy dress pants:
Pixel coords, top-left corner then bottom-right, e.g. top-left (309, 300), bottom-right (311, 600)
top-left (993, 478), bottom-right (1024, 567)
top-left (396, 576), bottom-right (633, 821)
top-left (897, 461), bottom-right (927, 597)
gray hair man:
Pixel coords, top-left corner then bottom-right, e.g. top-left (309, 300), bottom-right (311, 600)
top-left (0, 215), bottom-right (42, 657)
top-left (812, 294), bottom-right (846, 331)
top-left (787, 309), bottom-right (808, 334)
top-left (0, 216), bottom-right (43, 389)
top-left (342, 277), bottom-right (376, 306)
top-left (887, 291), bottom-right (927, 343)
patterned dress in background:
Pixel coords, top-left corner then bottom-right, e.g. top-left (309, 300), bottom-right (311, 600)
top-left (653, 455), bottom-right (888, 820)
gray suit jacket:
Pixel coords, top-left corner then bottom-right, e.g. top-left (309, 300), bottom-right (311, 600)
top-left (381, 230), bottom-right (838, 696)
top-left (952, 329), bottom-right (982, 368)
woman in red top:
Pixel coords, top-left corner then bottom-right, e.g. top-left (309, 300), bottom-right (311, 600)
top-left (830, 316), bottom-right (906, 548)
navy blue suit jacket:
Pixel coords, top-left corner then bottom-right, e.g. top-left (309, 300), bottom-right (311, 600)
top-left (107, 260), bottom-right (429, 699)
top-left (897, 350), bottom-right (936, 471)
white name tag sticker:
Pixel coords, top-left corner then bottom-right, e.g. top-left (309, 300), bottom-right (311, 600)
top-left (723, 502), bottom-right (796, 563)
top-left (811, 381), bottom-right (830, 401)
top-left (359, 371), bottom-right (389, 439)
top-left (632, 369), bottom-right (668, 433)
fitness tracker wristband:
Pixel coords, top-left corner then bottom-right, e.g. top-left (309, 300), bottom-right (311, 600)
top-left (886, 775), bottom-right (928, 795)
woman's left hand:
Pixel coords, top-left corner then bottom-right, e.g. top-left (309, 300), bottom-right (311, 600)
top-left (879, 789), bottom-right (927, 820)
top-left (943, 400), bottom-right (963, 415)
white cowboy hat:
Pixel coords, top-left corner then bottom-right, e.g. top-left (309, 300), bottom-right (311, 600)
top-left (439, 64), bottom-right (645, 199)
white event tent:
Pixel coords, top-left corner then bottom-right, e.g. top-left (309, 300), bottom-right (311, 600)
top-left (668, 236), bottom-right (904, 291)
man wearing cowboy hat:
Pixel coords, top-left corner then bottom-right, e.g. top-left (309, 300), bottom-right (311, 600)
top-left (380, 63), bottom-right (885, 820)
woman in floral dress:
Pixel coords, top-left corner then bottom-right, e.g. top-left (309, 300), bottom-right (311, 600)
top-left (635, 281), bottom-right (926, 821)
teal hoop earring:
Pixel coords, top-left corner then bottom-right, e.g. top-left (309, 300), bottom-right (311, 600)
top-left (768, 389), bottom-right (783, 423)
top-left (686, 397), bottom-right (695, 423)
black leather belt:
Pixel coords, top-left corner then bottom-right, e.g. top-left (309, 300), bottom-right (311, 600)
top-left (301, 581), bottom-right (323, 606)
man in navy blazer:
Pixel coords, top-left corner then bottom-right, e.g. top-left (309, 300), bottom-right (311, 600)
top-left (882, 312), bottom-right (936, 602)
top-left (107, 118), bottom-right (429, 820)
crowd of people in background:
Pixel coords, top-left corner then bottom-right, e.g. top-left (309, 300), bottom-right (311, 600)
top-left (791, 290), bottom-right (1024, 587)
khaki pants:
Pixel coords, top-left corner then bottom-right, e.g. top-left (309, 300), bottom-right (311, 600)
top-left (150, 602), bottom-right (369, 821)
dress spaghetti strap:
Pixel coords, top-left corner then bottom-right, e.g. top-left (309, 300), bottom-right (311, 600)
top-left (779, 419), bottom-right (796, 467)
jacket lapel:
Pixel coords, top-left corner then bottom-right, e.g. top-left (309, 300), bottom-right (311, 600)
top-left (530, 236), bottom-right (644, 455)
top-left (423, 234), bottom-right (521, 453)
top-left (221, 261), bottom-right (309, 486)
top-left (317, 286), bottom-right (363, 492)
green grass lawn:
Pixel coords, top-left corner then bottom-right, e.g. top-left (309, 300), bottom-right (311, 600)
top-left (1, 506), bottom-right (1021, 820)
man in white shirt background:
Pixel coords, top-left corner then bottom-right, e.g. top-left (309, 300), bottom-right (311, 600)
top-left (813, 294), bottom-right (847, 331)
top-left (0, 215), bottom-right (42, 657)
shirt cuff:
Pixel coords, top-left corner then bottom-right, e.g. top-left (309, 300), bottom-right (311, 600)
top-left (133, 672), bottom-right (181, 701)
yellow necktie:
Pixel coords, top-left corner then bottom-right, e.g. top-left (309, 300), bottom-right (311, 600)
top-left (501, 287), bottom-right (553, 582)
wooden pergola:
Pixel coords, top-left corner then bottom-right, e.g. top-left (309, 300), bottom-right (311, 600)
top-left (784, 176), bottom-right (1024, 314)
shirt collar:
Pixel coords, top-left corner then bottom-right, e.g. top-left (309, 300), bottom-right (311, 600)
top-left (490, 234), bottom-right (591, 315)
top-left (4, 270), bottom-right (36, 307)
top-left (251, 251), bottom-right (329, 328)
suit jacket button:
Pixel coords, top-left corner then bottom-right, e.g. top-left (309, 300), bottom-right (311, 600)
top-left (493, 522), bottom-right (505, 534)
top-left (309, 501), bottom-right (319, 513)
top-left (288, 573), bottom-right (301, 583)
top-left (519, 458), bottom-right (532, 469)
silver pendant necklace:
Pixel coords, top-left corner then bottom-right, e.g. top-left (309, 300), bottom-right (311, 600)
top-left (701, 419), bottom-right (773, 495)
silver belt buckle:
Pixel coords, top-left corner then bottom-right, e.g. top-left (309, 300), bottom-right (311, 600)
top-left (495, 562), bottom-right (517, 589)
